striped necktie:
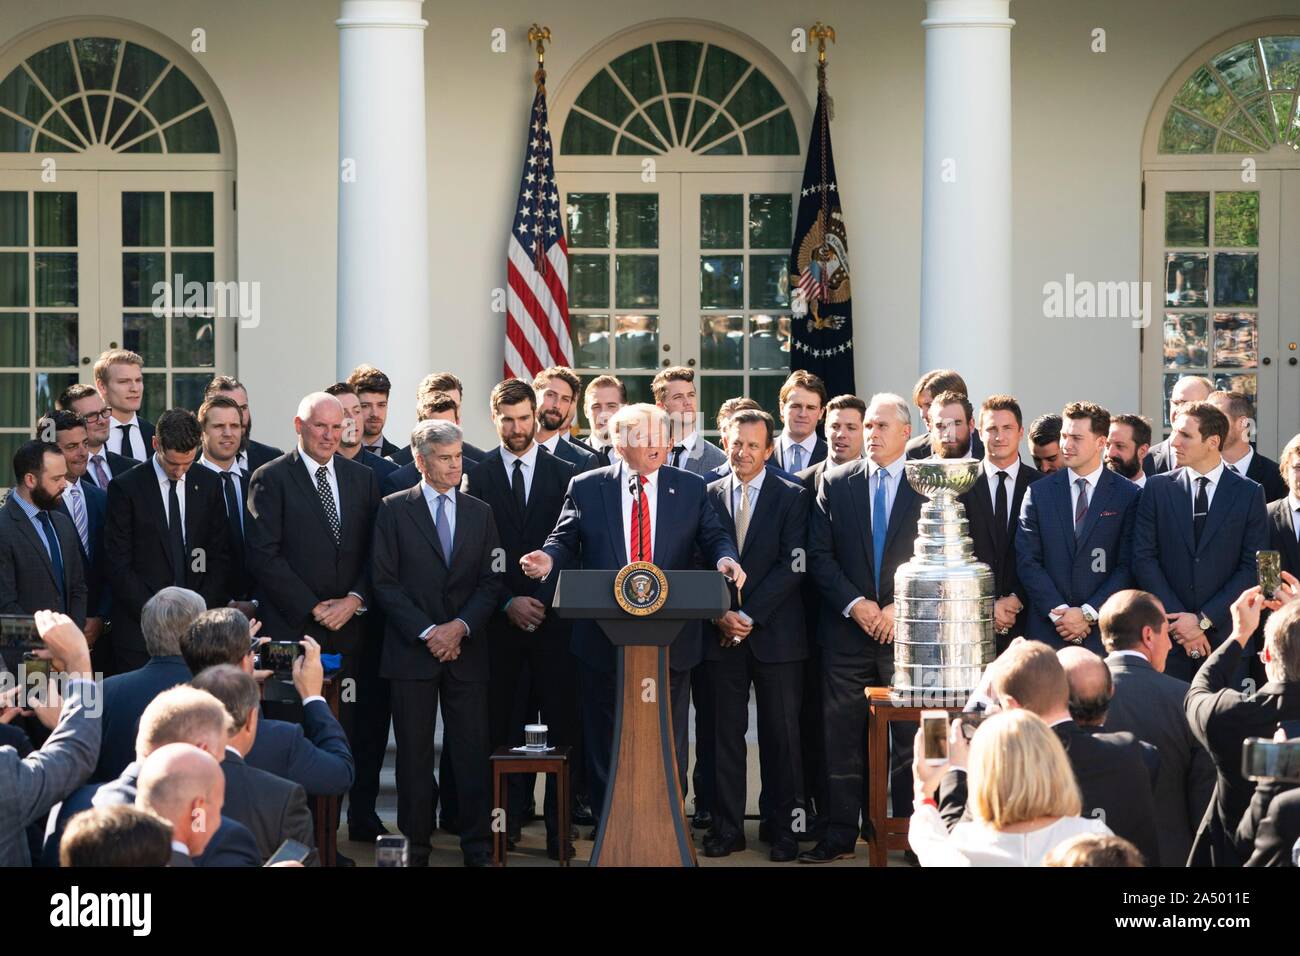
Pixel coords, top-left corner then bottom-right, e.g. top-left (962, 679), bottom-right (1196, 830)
top-left (67, 483), bottom-right (88, 552)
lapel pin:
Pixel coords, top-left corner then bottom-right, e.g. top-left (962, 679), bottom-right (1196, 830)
top-left (669, 487), bottom-right (675, 495)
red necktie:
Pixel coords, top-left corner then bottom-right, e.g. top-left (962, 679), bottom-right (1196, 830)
top-left (631, 475), bottom-right (651, 561)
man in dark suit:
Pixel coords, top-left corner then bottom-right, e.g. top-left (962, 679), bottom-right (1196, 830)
top-left (703, 409), bottom-right (809, 861)
top-left (1028, 413), bottom-right (1063, 474)
top-left (135, 742), bottom-right (227, 867)
top-left (202, 375), bottom-right (283, 476)
top-left (904, 369), bottom-right (985, 461)
top-left (908, 388), bottom-right (983, 461)
top-left (372, 419), bottom-right (502, 866)
top-left (347, 364), bottom-right (400, 459)
top-left (960, 395), bottom-right (1044, 652)
top-left (56, 805), bottom-right (175, 868)
top-left (464, 380), bottom-right (577, 858)
top-left (1105, 412), bottom-right (1153, 490)
top-left (94, 348), bottom-right (154, 462)
top-left (521, 403), bottom-right (744, 821)
top-left (708, 398), bottom-right (800, 485)
top-left (58, 383), bottom-right (138, 489)
top-left (325, 382), bottom-right (400, 486)
top-left (245, 391), bottom-right (380, 740)
top-left (1134, 401), bottom-right (1270, 681)
top-left (1246, 785), bottom-right (1300, 866)
top-left (104, 408), bottom-right (232, 673)
top-left (0, 441), bottom-right (87, 643)
top-left (653, 366), bottom-right (728, 475)
top-left (1268, 435), bottom-right (1300, 575)
top-left (1143, 374), bottom-right (1213, 476)
top-left (196, 394), bottom-right (255, 617)
top-left (92, 587), bottom-right (206, 782)
top-left (1207, 390), bottom-right (1288, 502)
top-left (1186, 588), bottom-right (1300, 866)
top-left (773, 370), bottom-right (828, 473)
top-left (532, 366), bottom-right (599, 473)
top-left (802, 393), bottom-right (924, 863)
top-left (191, 665), bottom-right (316, 862)
top-left (1017, 401), bottom-right (1140, 655)
top-left (1095, 589), bottom-right (1215, 866)
top-left (577, 374), bottom-right (626, 466)
top-left (382, 388), bottom-right (485, 494)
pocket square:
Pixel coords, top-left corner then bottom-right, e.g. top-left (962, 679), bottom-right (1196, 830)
top-left (1099, 510), bottom-right (1118, 517)
top-left (669, 488), bottom-right (676, 494)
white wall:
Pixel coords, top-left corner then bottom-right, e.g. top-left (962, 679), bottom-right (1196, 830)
top-left (1, 0), bottom-right (1294, 447)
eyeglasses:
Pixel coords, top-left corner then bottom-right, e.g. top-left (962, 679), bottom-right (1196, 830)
top-left (80, 408), bottom-right (112, 422)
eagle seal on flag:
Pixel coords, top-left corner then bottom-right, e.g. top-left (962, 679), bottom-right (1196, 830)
top-left (792, 209), bottom-right (851, 330)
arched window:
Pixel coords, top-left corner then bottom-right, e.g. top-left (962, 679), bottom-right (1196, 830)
top-left (552, 23), bottom-right (809, 433)
top-left (1141, 21), bottom-right (1300, 456)
top-left (0, 21), bottom-right (235, 466)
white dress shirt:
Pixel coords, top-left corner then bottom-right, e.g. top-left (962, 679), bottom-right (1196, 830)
top-left (500, 442), bottom-right (540, 504)
top-left (1132, 473), bottom-right (1147, 489)
top-left (983, 458), bottom-right (1020, 525)
top-left (1108, 649), bottom-right (1151, 663)
top-left (300, 447), bottom-right (342, 522)
top-left (1066, 462), bottom-right (1104, 519)
top-left (107, 411), bottom-right (147, 459)
top-left (620, 463), bottom-right (659, 562)
top-left (152, 454), bottom-right (186, 526)
top-left (538, 434), bottom-right (562, 457)
top-left (1223, 447), bottom-right (1253, 479)
top-left (730, 465), bottom-right (766, 518)
top-left (669, 430), bottom-right (700, 468)
top-left (780, 432), bottom-right (818, 472)
top-left (417, 482), bottom-right (469, 640)
top-left (200, 454), bottom-right (244, 525)
top-left (1184, 458), bottom-right (1226, 512)
top-left (843, 455), bottom-right (907, 617)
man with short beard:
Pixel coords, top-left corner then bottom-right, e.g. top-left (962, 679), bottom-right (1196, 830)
top-left (1106, 414), bottom-right (1152, 489)
top-left (202, 375), bottom-right (284, 476)
top-left (533, 366), bottom-right (598, 473)
top-left (927, 390), bottom-right (976, 459)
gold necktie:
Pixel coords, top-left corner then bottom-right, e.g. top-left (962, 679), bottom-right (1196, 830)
top-left (735, 481), bottom-right (750, 552)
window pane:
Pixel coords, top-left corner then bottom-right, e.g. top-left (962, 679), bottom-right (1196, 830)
top-left (700, 255), bottom-right (743, 309)
top-left (749, 375), bottom-right (783, 421)
top-left (172, 316), bottom-right (215, 367)
top-left (560, 113), bottom-right (616, 155)
top-left (619, 374), bottom-right (655, 406)
top-left (574, 69), bottom-right (634, 127)
top-left (1159, 110), bottom-right (1216, 153)
top-left (698, 375), bottom-right (744, 432)
top-left (1164, 192), bottom-right (1208, 246)
top-left (1164, 252), bottom-right (1207, 306)
top-left (171, 192), bottom-right (213, 246)
top-left (173, 373), bottom-right (211, 412)
top-left (699, 314), bottom-right (743, 370)
top-left (146, 66), bottom-right (204, 125)
top-left (749, 254), bottom-right (789, 309)
top-left (0, 372), bottom-right (29, 425)
top-left (615, 255), bottom-right (657, 309)
top-left (35, 313), bottom-right (77, 366)
top-left (1213, 252), bottom-right (1257, 307)
top-left (27, 41), bottom-right (79, 103)
top-left (74, 38), bottom-right (121, 92)
top-left (614, 314), bottom-right (659, 369)
top-left (700, 195), bottom-right (743, 248)
top-left (1212, 312), bottom-right (1257, 367)
top-left (141, 373), bottom-right (167, 422)
top-left (566, 193), bottom-right (609, 248)
top-left (0, 253), bottom-right (27, 307)
top-left (0, 313), bottom-right (27, 366)
top-left (1172, 67), bottom-right (1234, 125)
top-left (1214, 192), bottom-right (1259, 247)
top-left (749, 194), bottom-right (792, 249)
top-left (34, 192), bottom-right (76, 247)
top-left (0, 64), bottom-right (52, 125)
top-left (35, 252), bottom-right (76, 307)
top-left (116, 43), bottom-right (168, 102)
top-left (571, 313), bottom-right (610, 368)
top-left (728, 70), bottom-right (784, 127)
top-left (0, 434), bottom-right (27, 474)
top-left (1163, 313), bottom-right (1208, 369)
top-left (122, 193), bottom-right (165, 246)
top-left (163, 109), bottom-right (219, 153)
top-left (698, 46), bottom-right (748, 106)
top-left (1213, 371), bottom-right (1256, 404)
top-left (1212, 42), bottom-right (1264, 99)
top-left (0, 192), bottom-right (26, 245)
top-left (123, 252), bottom-right (164, 308)
top-left (568, 255), bottom-right (609, 308)
top-left (609, 45), bottom-right (662, 103)
top-left (744, 111), bottom-right (799, 155)
top-left (616, 194), bottom-right (658, 249)
top-left (749, 314), bottom-right (791, 370)
top-left (1261, 37), bottom-right (1300, 90)
top-left (1162, 372), bottom-right (1180, 427)
top-left (172, 251), bottom-right (214, 288)
top-left (658, 41), bottom-right (703, 94)
top-left (123, 314), bottom-right (166, 366)
top-left (35, 372), bottom-right (75, 419)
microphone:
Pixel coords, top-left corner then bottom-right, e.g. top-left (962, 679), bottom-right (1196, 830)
top-left (627, 469), bottom-right (640, 497)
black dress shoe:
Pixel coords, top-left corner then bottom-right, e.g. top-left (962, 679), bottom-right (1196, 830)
top-left (464, 852), bottom-right (493, 867)
top-left (347, 819), bottom-right (390, 843)
top-left (691, 809), bottom-right (713, 830)
top-left (572, 796), bottom-right (595, 827)
top-left (797, 840), bottom-right (855, 864)
top-left (799, 814), bottom-right (826, 842)
top-left (702, 831), bottom-right (746, 858)
top-left (770, 839), bottom-right (799, 862)
top-left (334, 851), bottom-right (357, 867)
top-left (546, 841), bottom-right (576, 861)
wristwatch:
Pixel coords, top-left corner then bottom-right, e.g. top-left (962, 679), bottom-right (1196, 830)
top-left (1199, 614), bottom-right (1213, 632)
top-left (1082, 606), bottom-right (1099, 626)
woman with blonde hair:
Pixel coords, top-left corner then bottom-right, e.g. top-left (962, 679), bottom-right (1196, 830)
top-left (908, 710), bottom-right (1112, 866)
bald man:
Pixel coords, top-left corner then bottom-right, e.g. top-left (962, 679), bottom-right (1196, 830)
top-left (136, 743), bottom-right (226, 866)
top-left (246, 392), bottom-right (381, 739)
top-left (1145, 375), bottom-right (1213, 476)
top-left (1058, 646), bottom-right (1115, 728)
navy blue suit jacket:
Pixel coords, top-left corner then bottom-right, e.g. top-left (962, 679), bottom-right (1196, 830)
top-left (1134, 466), bottom-right (1269, 676)
top-left (245, 699), bottom-right (355, 796)
top-left (194, 816), bottom-right (263, 867)
top-left (541, 464), bottom-right (738, 672)
top-left (56, 479), bottom-right (109, 618)
top-left (1016, 467), bottom-right (1140, 653)
top-left (91, 655), bottom-right (193, 782)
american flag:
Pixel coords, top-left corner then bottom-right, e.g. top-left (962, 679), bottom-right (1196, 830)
top-left (504, 87), bottom-right (572, 379)
top-left (796, 259), bottom-right (828, 312)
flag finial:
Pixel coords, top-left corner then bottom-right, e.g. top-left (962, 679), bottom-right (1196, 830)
top-left (528, 24), bottom-right (552, 88)
top-left (811, 22), bottom-right (836, 65)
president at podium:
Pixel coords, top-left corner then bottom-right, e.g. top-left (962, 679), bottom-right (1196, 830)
top-left (521, 403), bottom-right (745, 822)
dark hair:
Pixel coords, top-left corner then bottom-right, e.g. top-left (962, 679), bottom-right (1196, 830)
top-left (57, 382), bottom-right (98, 411)
top-left (347, 364), bottom-right (392, 396)
top-left (726, 409), bottom-right (775, 447)
top-left (180, 607), bottom-right (252, 674)
top-left (584, 374), bottom-right (626, 405)
top-left (778, 369), bottom-right (828, 408)
top-left (490, 378), bottom-right (537, 415)
top-left (826, 394), bottom-right (867, 418)
top-left (197, 393), bottom-right (242, 428)
top-left (12, 439), bottom-right (60, 484)
top-left (979, 394), bottom-right (1023, 428)
top-left (325, 382), bottom-right (357, 398)
top-left (650, 366), bottom-right (695, 405)
top-left (418, 391), bottom-right (459, 418)
top-left (1044, 834), bottom-right (1145, 868)
top-left (418, 372), bottom-right (463, 397)
top-left (1029, 413), bottom-right (1062, 446)
top-left (715, 397), bottom-right (761, 431)
top-left (1100, 590), bottom-right (1166, 653)
top-left (38, 409), bottom-right (83, 435)
top-left (533, 366), bottom-right (582, 401)
top-left (1111, 413), bottom-right (1152, 449)
top-left (1208, 389), bottom-right (1254, 421)
top-left (929, 389), bottom-right (973, 423)
top-left (203, 374), bottom-right (246, 401)
top-left (1066, 666), bottom-right (1113, 725)
top-left (1062, 401), bottom-right (1111, 439)
top-left (59, 806), bottom-right (172, 867)
top-left (1176, 400), bottom-right (1229, 449)
top-left (190, 664), bottom-right (260, 731)
top-left (154, 409), bottom-right (203, 454)
top-left (913, 369), bottom-right (967, 405)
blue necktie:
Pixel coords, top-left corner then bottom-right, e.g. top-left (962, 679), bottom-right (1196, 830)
top-left (435, 493), bottom-right (453, 558)
top-left (872, 468), bottom-right (889, 594)
top-left (36, 511), bottom-right (67, 609)
top-left (788, 443), bottom-right (803, 474)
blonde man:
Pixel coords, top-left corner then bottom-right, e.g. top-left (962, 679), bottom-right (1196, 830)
top-left (93, 348), bottom-right (150, 461)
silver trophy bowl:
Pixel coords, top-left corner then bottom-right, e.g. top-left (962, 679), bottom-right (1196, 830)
top-left (890, 457), bottom-right (995, 702)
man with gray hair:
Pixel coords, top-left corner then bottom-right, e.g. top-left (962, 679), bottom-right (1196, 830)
top-left (373, 417), bottom-right (502, 866)
top-left (135, 742), bottom-right (226, 866)
top-left (246, 389), bottom-right (381, 746)
top-left (803, 392), bottom-right (923, 863)
top-left (92, 586), bottom-right (207, 782)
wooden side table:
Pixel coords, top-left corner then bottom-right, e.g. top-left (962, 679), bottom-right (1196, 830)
top-left (490, 746), bottom-right (573, 867)
top-left (864, 687), bottom-right (963, 867)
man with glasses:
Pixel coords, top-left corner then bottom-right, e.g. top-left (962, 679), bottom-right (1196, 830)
top-left (58, 383), bottom-right (139, 490)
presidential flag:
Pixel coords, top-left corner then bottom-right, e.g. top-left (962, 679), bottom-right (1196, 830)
top-left (505, 85), bottom-right (573, 379)
top-left (789, 64), bottom-right (854, 397)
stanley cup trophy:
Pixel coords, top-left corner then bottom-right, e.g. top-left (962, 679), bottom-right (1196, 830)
top-left (891, 458), bottom-right (996, 702)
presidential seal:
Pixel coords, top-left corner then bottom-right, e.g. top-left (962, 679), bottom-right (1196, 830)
top-left (614, 561), bottom-right (668, 617)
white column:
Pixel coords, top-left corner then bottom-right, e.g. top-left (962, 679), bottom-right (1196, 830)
top-left (336, 0), bottom-right (429, 440)
top-left (920, 0), bottom-right (1015, 403)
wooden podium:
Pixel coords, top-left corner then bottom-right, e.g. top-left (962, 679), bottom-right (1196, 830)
top-left (553, 568), bottom-right (729, 867)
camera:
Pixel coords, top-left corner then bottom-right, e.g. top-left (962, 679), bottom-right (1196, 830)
top-left (1242, 738), bottom-right (1300, 784)
top-left (0, 614), bottom-right (40, 650)
top-left (259, 640), bottom-right (303, 680)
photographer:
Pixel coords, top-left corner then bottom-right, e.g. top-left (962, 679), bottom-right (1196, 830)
top-left (0, 610), bottom-right (99, 866)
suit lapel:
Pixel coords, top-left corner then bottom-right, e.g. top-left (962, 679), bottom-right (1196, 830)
top-left (884, 473), bottom-right (917, 551)
top-left (600, 470), bottom-right (628, 566)
top-left (7, 499), bottom-right (59, 589)
top-left (1074, 470), bottom-right (1114, 551)
top-left (1165, 470), bottom-right (1197, 556)
top-left (652, 468), bottom-right (676, 564)
top-left (483, 449), bottom-right (524, 535)
top-left (406, 484), bottom-right (447, 565)
top-left (711, 481), bottom-right (737, 542)
top-left (742, 479), bottom-right (780, 559)
top-left (1197, 469), bottom-right (1236, 554)
top-left (287, 450), bottom-right (339, 545)
top-left (1278, 503), bottom-right (1300, 571)
top-left (847, 465), bottom-right (873, 573)
top-left (966, 472), bottom-right (994, 546)
top-left (1053, 474), bottom-right (1079, 553)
